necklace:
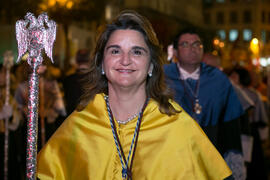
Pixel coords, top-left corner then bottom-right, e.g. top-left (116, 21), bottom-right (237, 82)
top-left (105, 95), bottom-right (148, 180)
top-left (194, 99), bottom-right (202, 114)
top-left (178, 64), bottom-right (202, 115)
top-left (116, 112), bottom-right (141, 125)
top-left (183, 78), bottom-right (202, 115)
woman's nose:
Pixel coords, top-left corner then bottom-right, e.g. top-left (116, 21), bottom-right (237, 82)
top-left (120, 52), bottom-right (131, 65)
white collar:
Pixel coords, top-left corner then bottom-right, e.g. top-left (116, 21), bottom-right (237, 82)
top-left (177, 63), bottom-right (200, 80)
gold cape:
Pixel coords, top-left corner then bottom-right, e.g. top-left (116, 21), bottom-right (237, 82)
top-left (37, 93), bottom-right (231, 180)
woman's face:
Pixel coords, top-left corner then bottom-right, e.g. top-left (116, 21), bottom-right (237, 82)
top-left (103, 29), bottom-right (151, 89)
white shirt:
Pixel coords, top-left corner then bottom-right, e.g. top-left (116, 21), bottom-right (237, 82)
top-left (177, 63), bottom-right (200, 80)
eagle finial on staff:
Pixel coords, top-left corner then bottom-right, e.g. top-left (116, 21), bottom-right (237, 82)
top-left (15, 12), bottom-right (56, 67)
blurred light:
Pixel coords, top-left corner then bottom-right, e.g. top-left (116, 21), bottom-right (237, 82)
top-left (229, 29), bottom-right (238, 41)
top-left (252, 58), bottom-right (258, 66)
top-left (40, 4), bottom-right (48, 10)
top-left (212, 50), bottom-right (218, 55)
top-left (251, 38), bottom-right (259, 45)
top-left (213, 39), bottom-right (220, 46)
top-left (57, 0), bottom-right (67, 6)
top-left (260, 57), bottom-right (267, 67)
top-left (105, 5), bottom-right (112, 21)
top-left (250, 38), bottom-right (259, 55)
top-left (219, 42), bottom-right (225, 48)
top-left (267, 57), bottom-right (270, 64)
top-left (243, 29), bottom-right (252, 41)
top-left (217, 30), bottom-right (226, 40)
top-left (66, 1), bottom-right (73, 9)
top-left (48, 0), bottom-right (56, 7)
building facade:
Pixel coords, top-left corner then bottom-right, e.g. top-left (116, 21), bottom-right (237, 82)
top-left (124, 0), bottom-right (204, 27)
top-left (105, 0), bottom-right (204, 47)
top-left (203, 0), bottom-right (270, 67)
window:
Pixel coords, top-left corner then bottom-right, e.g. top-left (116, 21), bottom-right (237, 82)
top-left (217, 12), bottom-right (224, 24)
top-left (229, 29), bottom-right (238, 41)
top-left (243, 29), bottom-right (252, 41)
top-left (203, 0), bottom-right (213, 6)
top-left (230, 11), bottom-right (238, 24)
top-left (217, 30), bottom-right (226, 40)
top-left (243, 10), bottom-right (252, 23)
top-left (267, 31), bottom-right (270, 42)
top-left (262, 11), bottom-right (265, 23)
top-left (204, 13), bottom-right (211, 24)
top-left (261, 30), bottom-right (266, 43)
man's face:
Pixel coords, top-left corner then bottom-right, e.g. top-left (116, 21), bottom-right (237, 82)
top-left (175, 33), bottom-right (203, 66)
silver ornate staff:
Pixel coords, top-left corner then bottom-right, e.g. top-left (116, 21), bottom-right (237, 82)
top-left (16, 12), bottom-right (56, 180)
top-left (3, 50), bottom-right (14, 180)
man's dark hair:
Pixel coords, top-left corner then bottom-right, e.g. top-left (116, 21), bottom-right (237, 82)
top-left (233, 67), bottom-right (252, 87)
top-left (173, 28), bottom-right (202, 49)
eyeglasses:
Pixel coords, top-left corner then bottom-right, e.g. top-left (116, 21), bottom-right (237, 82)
top-left (178, 41), bottom-right (203, 49)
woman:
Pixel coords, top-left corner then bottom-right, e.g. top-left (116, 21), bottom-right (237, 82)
top-left (37, 10), bottom-right (232, 179)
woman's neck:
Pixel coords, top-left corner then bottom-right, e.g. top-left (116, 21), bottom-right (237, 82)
top-left (108, 86), bottom-right (147, 123)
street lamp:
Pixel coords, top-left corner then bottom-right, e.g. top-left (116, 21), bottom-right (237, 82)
top-left (250, 38), bottom-right (259, 56)
top-left (250, 38), bottom-right (260, 67)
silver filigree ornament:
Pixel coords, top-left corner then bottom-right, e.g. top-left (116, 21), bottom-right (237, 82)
top-left (16, 12), bottom-right (56, 66)
top-left (15, 12), bottom-right (56, 180)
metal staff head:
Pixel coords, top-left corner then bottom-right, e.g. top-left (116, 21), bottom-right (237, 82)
top-left (15, 12), bottom-right (56, 68)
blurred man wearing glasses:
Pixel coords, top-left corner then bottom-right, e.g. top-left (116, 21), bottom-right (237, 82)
top-left (164, 28), bottom-right (246, 180)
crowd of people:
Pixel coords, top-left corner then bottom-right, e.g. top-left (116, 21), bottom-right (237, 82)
top-left (0, 10), bottom-right (269, 180)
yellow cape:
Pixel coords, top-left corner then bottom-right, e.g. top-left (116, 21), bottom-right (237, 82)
top-left (37, 93), bottom-right (231, 180)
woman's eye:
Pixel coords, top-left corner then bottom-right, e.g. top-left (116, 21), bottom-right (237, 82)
top-left (133, 50), bottom-right (142, 55)
top-left (111, 49), bottom-right (119, 54)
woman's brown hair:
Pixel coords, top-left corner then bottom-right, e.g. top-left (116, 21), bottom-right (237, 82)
top-left (77, 10), bottom-right (179, 115)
